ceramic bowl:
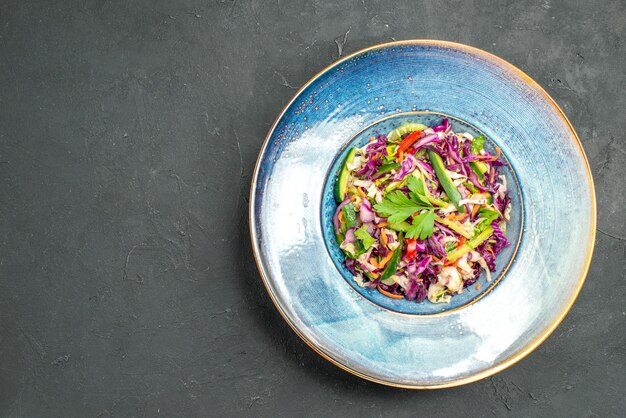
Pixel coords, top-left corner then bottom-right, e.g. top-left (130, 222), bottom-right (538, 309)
top-left (249, 40), bottom-right (596, 388)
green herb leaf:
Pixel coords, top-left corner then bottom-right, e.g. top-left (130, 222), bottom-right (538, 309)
top-left (471, 135), bottom-right (485, 155)
top-left (406, 175), bottom-right (433, 207)
top-left (406, 209), bottom-right (435, 240)
top-left (342, 203), bottom-right (357, 228)
top-left (479, 208), bottom-right (500, 221)
top-left (407, 175), bottom-right (426, 196)
top-left (344, 240), bottom-right (367, 259)
top-left (354, 225), bottom-right (376, 250)
top-left (373, 191), bottom-right (430, 224)
top-left (387, 221), bottom-right (411, 232)
top-left (475, 208), bottom-right (499, 233)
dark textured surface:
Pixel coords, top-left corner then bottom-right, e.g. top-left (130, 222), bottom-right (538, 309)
top-left (0, 0), bottom-right (624, 416)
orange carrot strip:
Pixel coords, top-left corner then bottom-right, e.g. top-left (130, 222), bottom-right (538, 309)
top-left (471, 203), bottom-right (480, 218)
top-left (378, 251), bottom-right (394, 269)
top-left (377, 285), bottom-right (404, 299)
top-left (380, 230), bottom-right (388, 246)
top-left (447, 212), bottom-right (468, 223)
top-left (356, 187), bottom-right (366, 198)
top-left (484, 147), bottom-right (502, 162)
top-left (446, 213), bottom-right (461, 221)
top-left (376, 221), bottom-right (389, 228)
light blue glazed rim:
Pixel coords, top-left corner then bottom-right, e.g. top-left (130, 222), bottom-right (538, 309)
top-left (320, 111), bottom-right (524, 315)
top-left (249, 40), bottom-right (596, 388)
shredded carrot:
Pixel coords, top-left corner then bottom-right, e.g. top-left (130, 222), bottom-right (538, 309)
top-left (370, 258), bottom-right (380, 268)
top-left (380, 230), bottom-right (388, 246)
top-left (484, 147), bottom-right (502, 162)
top-left (376, 221), bottom-right (389, 228)
top-left (369, 136), bottom-right (375, 142)
top-left (396, 152), bottom-right (404, 163)
top-left (458, 236), bottom-right (467, 247)
top-left (431, 255), bottom-right (441, 263)
top-left (356, 187), bottom-right (366, 198)
top-left (377, 284), bottom-right (404, 299)
top-left (447, 212), bottom-right (468, 223)
top-left (471, 203), bottom-right (480, 218)
top-left (446, 212), bottom-right (465, 222)
top-left (476, 283), bottom-right (481, 291)
top-left (378, 251), bottom-right (394, 269)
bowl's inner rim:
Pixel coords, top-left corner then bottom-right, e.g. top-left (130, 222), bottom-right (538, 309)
top-left (320, 110), bottom-right (525, 316)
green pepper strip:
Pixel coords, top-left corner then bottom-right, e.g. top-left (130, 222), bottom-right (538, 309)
top-left (427, 195), bottom-right (449, 208)
top-left (463, 181), bottom-right (479, 194)
top-left (469, 161), bottom-right (486, 181)
top-left (427, 150), bottom-right (465, 213)
top-left (446, 227), bottom-right (494, 263)
top-left (374, 162), bottom-right (401, 176)
top-left (379, 233), bottom-right (404, 281)
top-left (434, 215), bottom-right (472, 239)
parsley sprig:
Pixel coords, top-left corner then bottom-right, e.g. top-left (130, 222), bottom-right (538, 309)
top-left (373, 174), bottom-right (436, 240)
top-left (354, 225), bottom-right (376, 249)
top-left (407, 209), bottom-right (435, 240)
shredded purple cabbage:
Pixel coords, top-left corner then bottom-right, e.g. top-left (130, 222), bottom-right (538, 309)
top-left (360, 199), bottom-right (376, 223)
top-left (394, 154), bottom-right (417, 181)
top-left (490, 221), bottom-right (510, 254)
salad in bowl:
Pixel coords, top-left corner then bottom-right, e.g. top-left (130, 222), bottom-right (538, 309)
top-left (333, 119), bottom-right (511, 304)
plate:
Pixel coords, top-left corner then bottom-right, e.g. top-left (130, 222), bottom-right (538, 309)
top-left (250, 40), bottom-right (596, 388)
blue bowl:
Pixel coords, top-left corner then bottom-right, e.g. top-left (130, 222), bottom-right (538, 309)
top-left (250, 40), bottom-right (596, 388)
top-left (321, 112), bottom-right (523, 315)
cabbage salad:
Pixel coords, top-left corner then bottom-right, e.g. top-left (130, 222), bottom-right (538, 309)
top-left (333, 119), bottom-right (511, 303)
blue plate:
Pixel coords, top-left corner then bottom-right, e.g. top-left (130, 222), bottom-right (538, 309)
top-left (250, 40), bottom-right (596, 388)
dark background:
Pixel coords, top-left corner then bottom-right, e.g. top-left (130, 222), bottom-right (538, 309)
top-left (1, 0), bottom-right (624, 416)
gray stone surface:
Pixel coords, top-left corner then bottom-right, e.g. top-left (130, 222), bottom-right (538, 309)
top-left (0, 0), bottom-right (624, 416)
